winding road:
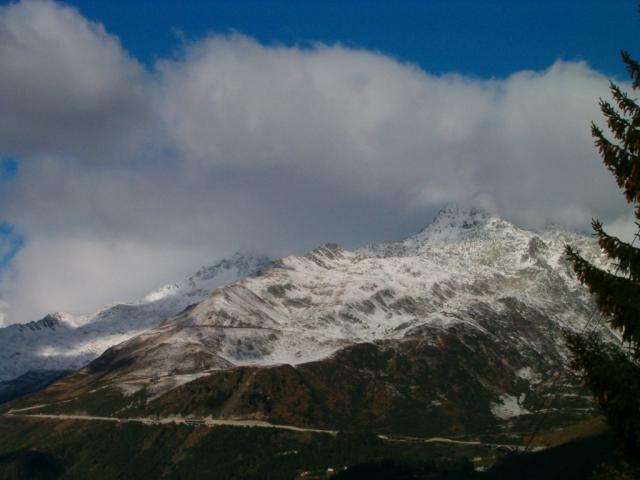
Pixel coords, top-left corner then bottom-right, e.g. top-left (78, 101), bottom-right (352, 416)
top-left (3, 407), bottom-right (534, 451)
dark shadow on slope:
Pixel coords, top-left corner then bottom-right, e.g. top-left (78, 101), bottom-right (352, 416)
top-left (333, 458), bottom-right (477, 479)
top-left (483, 431), bottom-right (618, 480)
top-left (334, 432), bottom-right (621, 480)
top-left (0, 370), bottom-right (70, 405)
top-left (0, 303), bottom-right (198, 386)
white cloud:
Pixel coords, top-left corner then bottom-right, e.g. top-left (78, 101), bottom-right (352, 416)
top-left (0, 0), bottom-right (152, 159)
top-left (0, 1), bottom-right (632, 324)
top-left (0, 235), bottom-right (210, 323)
top-left (156, 37), bottom-right (623, 231)
top-left (605, 213), bottom-right (637, 243)
top-left (0, 300), bottom-right (9, 328)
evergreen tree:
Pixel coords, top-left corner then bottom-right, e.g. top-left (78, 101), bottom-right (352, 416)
top-left (565, 51), bottom-right (640, 455)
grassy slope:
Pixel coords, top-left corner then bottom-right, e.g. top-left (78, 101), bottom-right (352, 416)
top-left (0, 415), bottom-right (629, 480)
top-left (0, 416), bottom-right (485, 480)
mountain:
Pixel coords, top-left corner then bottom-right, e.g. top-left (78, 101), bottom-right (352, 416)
top-left (0, 252), bottom-right (272, 390)
top-left (9, 205), bottom-right (611, 441)
top-left (0, 370), bottom-right (70, 405)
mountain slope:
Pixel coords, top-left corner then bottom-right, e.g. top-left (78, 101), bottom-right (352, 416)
top-left (0, 253), bottom-right (271, 385)
top-left (10, 205), bottom-right (611, 439)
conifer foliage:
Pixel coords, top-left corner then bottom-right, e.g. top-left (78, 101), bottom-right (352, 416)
top-left (565, 51), bottom-right (640, 455)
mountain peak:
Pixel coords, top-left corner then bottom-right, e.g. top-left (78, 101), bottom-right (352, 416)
top-left (359, 203), bottom-right (505, 257)
top-left (190, 251), bottom-right (272, 283)
top-left (431, 202), bottom-right (493, 227)
top-left (17, 313), bottom-right (73, 332)
top-left (406, 203), bottom-right (498, 245)
top-left (142, 251), bottom-right (272, 305)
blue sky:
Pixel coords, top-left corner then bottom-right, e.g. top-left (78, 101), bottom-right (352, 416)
top-left (1, 0), bottom-right (639, 322)
top-left (0, 158), bottom-right (19, 274)
top-left (45, 0), bottom-right (640, 78)
top-left (0, 158), bottom-right (17, 180)
top-left (0, 223), bottom-right (22, 270)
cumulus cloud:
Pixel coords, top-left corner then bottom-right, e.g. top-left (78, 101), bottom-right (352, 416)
top-left (0, 0), bottom-right (152, 159)
top-left (156, 37), bottom-right (624, 231)
top-left (0, 1), bottom-right (631, 324)
top-left (0, 235), bottom-right (211, 322)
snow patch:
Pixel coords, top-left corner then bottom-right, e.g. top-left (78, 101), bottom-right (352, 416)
top-left (490, 394), bottom-right (530, 420)
top-left (516, 367), bottom-right (534, 381)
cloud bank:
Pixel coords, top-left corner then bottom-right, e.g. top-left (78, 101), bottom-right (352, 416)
top-left (0, 0), bottom-right (630, 324)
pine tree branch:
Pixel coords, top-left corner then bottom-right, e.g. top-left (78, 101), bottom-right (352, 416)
top-left (566, 246), bottom-right (640, 346)
top-left (592, 219), bottom-right (640, 281)
top-left (565, 331), bottom-right (640, 452)
top-left (609, 83), bottom-right (640, 126)
top-left (564, 48), bottom-right (640, 460)
top-left (600, 97), bottom-right (640, 155)
top-left (622, 50), bottom-right (640, 90)
top-left (600, 98), bottom-right (630, 141)
top-left (592, 124), bottom-right (640, 203)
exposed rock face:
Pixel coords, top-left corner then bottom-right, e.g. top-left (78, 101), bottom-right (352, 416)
top-left (11, 205), bottom-right (610, 439)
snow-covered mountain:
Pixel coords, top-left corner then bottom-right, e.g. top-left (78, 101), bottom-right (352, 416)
top-left (0, 252), bottom-right (272, 383)
top-left (43, 204), bottom-right (609, 407)
top-left (7, 204), bottom-right (613, 439)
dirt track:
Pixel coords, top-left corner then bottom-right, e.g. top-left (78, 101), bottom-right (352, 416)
top-left (3, 409), bottom-right (536, 451)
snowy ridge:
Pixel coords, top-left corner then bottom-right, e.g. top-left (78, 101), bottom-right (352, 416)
top-left (410, 203), bottom-right (497, 244)
top-left (361, 203), bottom-right (524, 256)
top-left (143, 253), bottom-right (270, 304)
top-left (0, 253), bottom-right (271, 382)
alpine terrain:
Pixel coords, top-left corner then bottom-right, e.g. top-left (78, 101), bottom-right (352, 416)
top-left (3, 205), bottom-right (613, 444)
